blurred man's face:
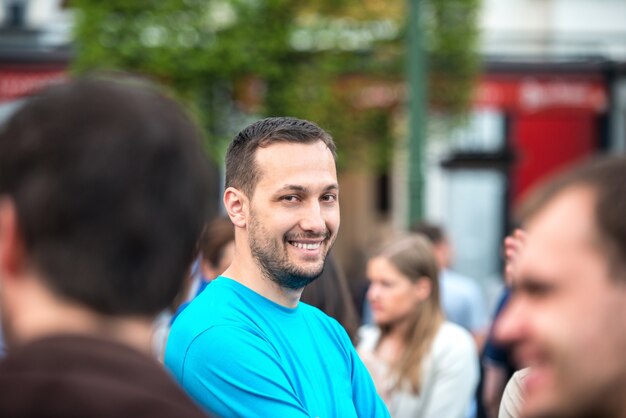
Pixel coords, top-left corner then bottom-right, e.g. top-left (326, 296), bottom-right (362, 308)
top-left (495, 186), bottom-right (626, 418)
top-left (246, 140), bottom-right (339, 289)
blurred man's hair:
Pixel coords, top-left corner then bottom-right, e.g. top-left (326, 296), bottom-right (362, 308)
top-left (517, 155), bottom-right (626, 280)
top-left (225, 117), bottom-right (336, 197)
top-left (300, 253), bottom-right (359, 343)
top-left (197, 216), bottom-right (234, 268)
top-left (0, 76), bottom-right (213, 315)
top-left (410, 222), bottom-right (445, 245)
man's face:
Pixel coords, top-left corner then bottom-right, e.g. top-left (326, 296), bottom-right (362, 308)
top-left (247, 140), bottom-right (339, 289)
top-left (495, 186), bottom-right (626, 418)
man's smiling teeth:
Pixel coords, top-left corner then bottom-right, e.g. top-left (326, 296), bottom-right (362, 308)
top-left (290, 241), bottom-right (321, 250)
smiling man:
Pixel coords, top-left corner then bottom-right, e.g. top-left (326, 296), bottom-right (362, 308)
top-left (494, 156), bottom-right (626, 418)
top-left (165, 117), bottom-right (389, 418)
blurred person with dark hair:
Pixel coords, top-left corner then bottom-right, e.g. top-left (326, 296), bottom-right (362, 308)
top-left (358, 234), bottom-right (478, 418)
top-left (300, 252), bottom-right (360, 343)
top-left (153, 216), bottom-right (235, 360)
top-left (171, 215), bottom-right (235, 311)
top-left (197, 215), bottom-right (235, 286)
top-left (0, 77), bottom-right (212, 417)
top-left (495, 155), bottom-right (626, 418)
top-left (165, 117), bottom-right (388, 417)
top-left (479, 229), bottom-right (525, 418)
top-left (411, 222), bottom-right (488, 350)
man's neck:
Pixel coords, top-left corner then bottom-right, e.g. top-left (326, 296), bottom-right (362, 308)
top-left (7, 278), bottom-right (154, 355)
top-left (222, 263), bottom-right (303, 308)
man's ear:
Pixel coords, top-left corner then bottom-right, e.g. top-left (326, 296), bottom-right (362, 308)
top-left (223, 187), bottom-right (248, 228)
top-left (0, 198), bottom-right (26, 277)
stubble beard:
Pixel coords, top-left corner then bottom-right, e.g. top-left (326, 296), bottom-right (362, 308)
top-left (248, 215), bottom-right (334, 290)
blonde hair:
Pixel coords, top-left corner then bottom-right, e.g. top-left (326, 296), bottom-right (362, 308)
top-left (375, 233), bottom-right (444, 393)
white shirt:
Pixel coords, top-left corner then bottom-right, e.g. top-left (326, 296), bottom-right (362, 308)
top-left (358, 322), bottom-right (479, 418)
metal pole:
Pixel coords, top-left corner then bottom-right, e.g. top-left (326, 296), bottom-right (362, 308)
top-left (407, 0), bottom-right (426, 227)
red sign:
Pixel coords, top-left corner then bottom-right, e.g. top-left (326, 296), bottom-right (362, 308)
top-left (474, 76), bottom-right (607, 114)
top-left (0, 69), bottom-right (67, 101)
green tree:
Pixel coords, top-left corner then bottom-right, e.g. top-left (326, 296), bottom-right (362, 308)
top-left (72, 0), bottom-right (480, 170)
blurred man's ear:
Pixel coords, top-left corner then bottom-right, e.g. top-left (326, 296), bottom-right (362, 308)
top-left (0, 198), bottom-right (25, 278)
top-left (432, 241), bottom-right (450, 270)
top-left (223, 187), bottom-right (248, 229)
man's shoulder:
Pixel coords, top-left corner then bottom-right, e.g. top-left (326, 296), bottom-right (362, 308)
top-left (182, 322), bottom-right (277, 358)
top-left (0, 336), bottom-right (208, 418)
top-left (174, 278), bottom-right (249, 324)
top-left (168, 296), bottom-right (262, 352)
top-left (297, 302), bottom-right (353, 341)
top-left (0, 335), bottom-right (153, 371)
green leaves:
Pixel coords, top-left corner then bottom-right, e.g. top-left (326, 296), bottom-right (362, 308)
top-left (71, 0), bottom-right (480, 169)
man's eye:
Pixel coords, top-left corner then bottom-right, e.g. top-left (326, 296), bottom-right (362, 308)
top-left (281, 195), bottom-right (300, 202)
top-left (322, 194), bottom-right (337, 202)
top-left (527, 284), bottom-right (552, 297)
top-left (517, 279), bottom-right (554, 298)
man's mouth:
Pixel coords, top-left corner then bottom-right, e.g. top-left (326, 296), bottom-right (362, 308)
top-left (514, 345), bottom-right (546, 369)
top-left (513, 346), bottom-right (553, 395)
top-left (288, 241), bottom-right (322, 250)
top-left (286, 231), bottom-right (330, 251)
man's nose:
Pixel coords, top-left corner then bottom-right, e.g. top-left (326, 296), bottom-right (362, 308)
top-left (299, 201), bottom-right (326, 233)
top-left (493, 297), bottom-right (526, 346)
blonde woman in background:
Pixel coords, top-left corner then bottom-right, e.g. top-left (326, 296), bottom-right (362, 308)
top-left (358, 234), bottom-right (479, 418)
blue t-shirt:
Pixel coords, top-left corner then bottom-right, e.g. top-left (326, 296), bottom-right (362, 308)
top-left (165, 277), bottom-right (389, 418)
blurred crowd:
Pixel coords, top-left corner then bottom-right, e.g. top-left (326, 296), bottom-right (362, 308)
top-left (0, 75), bottom-right (624, 418)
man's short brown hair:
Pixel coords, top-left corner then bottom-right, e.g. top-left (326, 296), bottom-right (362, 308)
top-left (517, 155), bottom-right (626, 281)
top-left (225, 117), bottom-right (336, 198)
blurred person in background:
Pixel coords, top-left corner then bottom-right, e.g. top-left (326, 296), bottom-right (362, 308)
top-left (0, 77), bottom-right (212, 417)
top-left (358, 233), bottom-right (478, 418)
top-left (0, 311), bottom-right (4, 358)
top-left (153, 216), bottom-right (235, 360)
top-left (494, 235), bottom-right (528, 418)
top-left (495, 156), bottom-right (626, 418)
top-left (498, 367), bottom-right (530, 418)
top-left (411, 222), bottom-right (488, 351)
top-left (301, 252), bottom-right (360, 343)
top-left (479, 229), bottom-right (525, 418)
top-left (197, 215), bottom-right (235, 287)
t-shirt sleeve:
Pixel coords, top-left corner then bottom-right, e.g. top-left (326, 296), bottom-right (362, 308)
top-left (346, 335), bottom-right (391, 418)
top-left (179, 325), bottom-right (312, 417)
